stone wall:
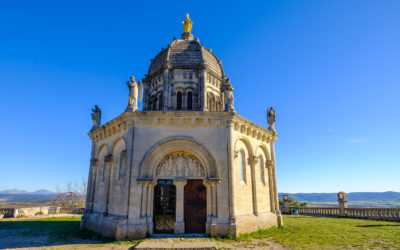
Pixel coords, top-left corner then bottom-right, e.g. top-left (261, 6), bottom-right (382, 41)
top-left (0, 206), bottom-right (83, 218)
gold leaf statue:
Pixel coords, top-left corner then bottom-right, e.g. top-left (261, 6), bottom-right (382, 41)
top-left (182, 13), bottom-right (192, 33)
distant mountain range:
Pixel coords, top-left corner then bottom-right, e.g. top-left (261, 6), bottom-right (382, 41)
top-left (0, 189), bottom-right (56, 195)
top-left (279, 191), bottom-right (400, 202)
top-left (278, 191), bottom-right (400, 208)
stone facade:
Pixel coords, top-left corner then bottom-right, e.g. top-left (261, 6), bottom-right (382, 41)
top-left (81, 18), bottom-right (282, 240)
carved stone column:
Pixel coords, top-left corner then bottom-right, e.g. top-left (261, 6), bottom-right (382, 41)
top-left (182, 92), bottom-right (187, 110)
top-left (104, 154), bottom-right (113, 215)
top-left (162, 68), bottom-right (170, 110)
top-left (174, 179), bottom-right (187, 234)
top-left (199, 69), bottom-right (207, 111)
top-left (146, 182), bottom-right (156, 234)
top-left (267, 160), bottom-right (275, 213)
top-left (249, 156), bottom-right (259, 216)
top-left (139, 182), bottom-right (148, 218)
top-left (142, 80), bottom-right (149, 111)
top-left (204, 181), bottom-right (212, 235)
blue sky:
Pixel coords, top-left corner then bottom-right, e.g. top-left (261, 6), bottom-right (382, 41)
top-left (0, 0), bottom-right (399, 193)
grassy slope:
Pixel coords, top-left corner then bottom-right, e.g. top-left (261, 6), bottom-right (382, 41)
top-left (229, 215), bottom-right (400, 249)
top-left (0, 215), bottom-right (399, 249)
top-left (0, 217), bottom-right (113, 245)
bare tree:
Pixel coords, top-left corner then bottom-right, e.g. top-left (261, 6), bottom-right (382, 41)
top-left (53, 178), bottom-right (87, 208)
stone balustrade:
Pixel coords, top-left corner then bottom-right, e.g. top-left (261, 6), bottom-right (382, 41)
top-left (281, 191), bottom-right (400, 222)
top-left (286, 206), bottom-right (400, 222)
top-left (0, 208), bottom-right (17, 218)
top-left (0, 206), bottom-right (84, 218)
top-left (345, 207), bottom-right (400, 221)
top-left (292, 207), bottom-right (340, 217)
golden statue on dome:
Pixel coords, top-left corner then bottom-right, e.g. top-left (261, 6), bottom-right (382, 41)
top-left (182, 13), bottom-right (192, 33)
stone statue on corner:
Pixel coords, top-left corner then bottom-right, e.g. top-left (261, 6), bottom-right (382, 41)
top-left (91, 105), bottom-right (101, 131)
top-left (267, 107), bottom-right (276, 133)
top-left (126, 76), bottom-right (142, 112)
top-left (223, 78), bottom-right (235, 113)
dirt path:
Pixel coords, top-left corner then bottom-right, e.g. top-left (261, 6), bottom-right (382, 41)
top-left (1, 237), bottom-right (288, 250)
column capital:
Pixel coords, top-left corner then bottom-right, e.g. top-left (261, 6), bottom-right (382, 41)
top-left (137, 178), bottom-right (156, 186)
top-left (205, 177), bottom-right (221, 185)
top-left (90, 159), bottom-right (98, 167)
top-left (173, 179), bottom-right (187, 187)
top-left (248, 155), bottom-right (259, 166)
top-left (226, 119), bottom-right (234, 128)
top-left (104, 154), bottom-right (113, 163)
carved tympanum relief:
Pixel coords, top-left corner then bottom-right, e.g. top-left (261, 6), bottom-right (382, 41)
top-left (156, 152), bottom-right (205, 177)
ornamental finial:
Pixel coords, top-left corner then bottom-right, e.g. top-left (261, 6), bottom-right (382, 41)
top-left (182, 13), bottom-right (192, 33)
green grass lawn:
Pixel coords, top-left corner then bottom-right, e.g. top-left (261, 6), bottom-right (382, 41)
top-left (0, 216), bottom-right (114, 246)
top-left (0, 215), bottom-right (399, 249)
top-left (226, 215), bottom-right (400, 249)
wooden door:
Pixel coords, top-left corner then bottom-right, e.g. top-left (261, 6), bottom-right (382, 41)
top-left (184, 179), bottom-right (207, 233)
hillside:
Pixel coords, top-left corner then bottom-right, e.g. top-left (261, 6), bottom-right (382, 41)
top-left (0, 189), bottom-right (57, 207)
top-left (278, 191), bottom-right (400, 208)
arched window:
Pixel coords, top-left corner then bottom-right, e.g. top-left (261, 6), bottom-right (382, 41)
top-left (187, 92), bottom-right (193, 110)
top-left (211, 97), bottom-right (216, 111)
top-left (208, 93), bottom-right (215, 111)
top-left (238, 151), bottom-right (244, 181)
top-left (152, 96), bottom-right (157, 111)
top-left (258, 157), bottom-right (264, 183)
top-left (118, 151), bottom-right (126, 180)
top-left (177, 91), bottom-right (182, 110)
top-left (158, 92), bottom-right (163, 110)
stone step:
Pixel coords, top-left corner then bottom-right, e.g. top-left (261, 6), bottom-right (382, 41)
top-left (134, 241), bottom-right (217, 250)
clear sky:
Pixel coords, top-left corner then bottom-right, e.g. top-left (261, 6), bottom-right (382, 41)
top-left (0, 0), bottom-right (399, 193)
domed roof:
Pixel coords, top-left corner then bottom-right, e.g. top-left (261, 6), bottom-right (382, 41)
top-left (147, 38), bottom-right (225, 79)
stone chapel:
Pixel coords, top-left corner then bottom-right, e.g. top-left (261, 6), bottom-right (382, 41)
top-left (81, 14), bottom-right (282, 240)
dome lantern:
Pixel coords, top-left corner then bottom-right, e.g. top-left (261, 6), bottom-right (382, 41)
top-left (142, 15), bottom-right (232, 112)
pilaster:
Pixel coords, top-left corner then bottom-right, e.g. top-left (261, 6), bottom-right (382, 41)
top-left (270, 140), bottom-right (283, 226)
top-left (199, 69), bottom-right (207, 111)
top-left (162, 69), bottom-right (169, 110)
top-left (86, 158), bottom-right (98, 212)
top-left (226, 119), bottom-right (237, 235)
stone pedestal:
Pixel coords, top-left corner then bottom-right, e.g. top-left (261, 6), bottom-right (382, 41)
top-left (337, 191), bottom-right (348, 217)
top-left (277, 212), bottom-right (283, 226)
top-left (282, 194), bottom-right (290, 214)
top-left (181, 32), bottom-right (193, 41)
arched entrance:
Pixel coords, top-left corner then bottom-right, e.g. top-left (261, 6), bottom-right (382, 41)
top-left (138, 137), bottom-right (220, 235)
top-left (152, 151), bottom-right (207, 234)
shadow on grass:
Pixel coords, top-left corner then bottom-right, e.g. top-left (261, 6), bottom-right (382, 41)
top-left (0, 219), bottom-right (115, 249)
top-left (356, 224), bottom-right (400, 228)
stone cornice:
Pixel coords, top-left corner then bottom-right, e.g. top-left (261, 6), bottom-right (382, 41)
top-left (232, 114), bottom-right (278, 143)
top-left (121, 111), bottom-right (231, 128)
top-left (88, 114), bottom-right (134, 143)
top-left (88, 111), bottom-right (277, 145)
